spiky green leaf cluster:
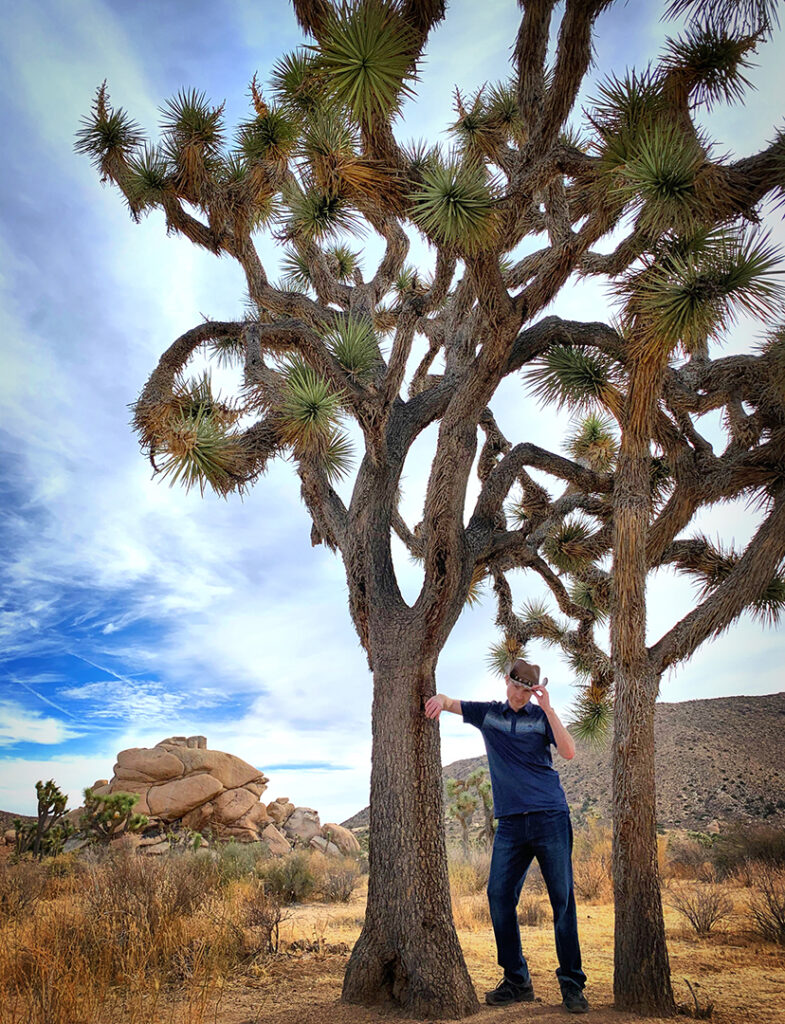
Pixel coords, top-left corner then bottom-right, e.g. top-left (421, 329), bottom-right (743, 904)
top-left (619, 229), bottom-right (784, 355)
top-left (237, 106), bottom-right (299, 164)
top-left (569, 689), bottom-right (614, 747)
top-left (589, 69), bottom-right (664, 158)
top-left (566, 414), bottom-right (619, 472)
top-left (321, 429), bottom-right (355, 482)
top-left (543, 516), bottom-right (599, 574)
top-left (280, 246), bottom-right (313, 290)
top-left (278, 357), bottom-right (345, 450)
top-left (665, 0), bottom-right (779, 38)
top-left (660, 23), bottom-right (757, 109)
top-left (270, 50), bottom-right (326, 117)
top-left (325, 243), bottom-right (360, 282)
top-left (157, 404), bottom-right (247, 496)
top-left (160, 88), bottom-right (224, 149)
top-left (124, 145), bottom-right (171, 215)
top-left (322, 315), bottom-right (381, 383)
top-left (409, 155), bottom-right (499, 253)
top-left (316, 1), bottom-right (419, 125)
top-left (519, 599), bottom-right (566, 643)
top-left (525, 347), bottom-right (622, 414)
top-left (283, 181), bottom-right (364, 242)
top-left (568, 579), bottom-right (610, 623)
top-left (615, 123), bottom-right (707, 234)
top-left (74, 83), bottom-right (145, 181)
top-left (486, 636), bottom-right (524, 677)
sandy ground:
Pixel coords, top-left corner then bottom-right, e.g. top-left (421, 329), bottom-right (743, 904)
top-left (204, 893), bottom-right (785, 1024)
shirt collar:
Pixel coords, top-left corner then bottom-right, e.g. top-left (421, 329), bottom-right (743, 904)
top-left (502, 700), bottom-right (533, 715)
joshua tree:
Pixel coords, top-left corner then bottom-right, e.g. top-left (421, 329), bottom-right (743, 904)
top-left (446, 777), bottom-right (479, 856)
top-left (76, 0), bottom-right (785, 1015)
top-left (467, 766), bottom-right (495, 846)
top-left (13, 779), bottom-right (75, 859)
top-left (80, 789), bottom-right (149, 845)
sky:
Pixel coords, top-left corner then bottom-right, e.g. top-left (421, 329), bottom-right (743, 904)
top-left (1, 0), bottom-right (783, 824)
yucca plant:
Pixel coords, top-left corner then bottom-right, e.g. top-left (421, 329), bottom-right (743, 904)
top-left (409, 153), bottom-right (499, 253)
top-left (315, 0), bottom-right (419, 126)
top-left (78, 0), bottom-right (785, 1016)
top-left (322, 314), bottom-right (381, 383)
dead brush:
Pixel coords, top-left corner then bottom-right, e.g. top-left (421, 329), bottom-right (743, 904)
top-left (319, 857), bottom-right (363, 902)
top-left (0, 859), bottom-right (47, 923)
top-left (518, 893), bottom-right (547, 927)
top-left (237, 879), bottom-right (286, 954)
top-left (748, 864), bottom-right (785, 945)
top-left (573, 855), bottom-right (611, 901)
top-left (451, 892), bottom-right (492, 931)
top-left (666, 882), bottom-right (733, 936)
top-left (447, 848), bottom-right (491, 897)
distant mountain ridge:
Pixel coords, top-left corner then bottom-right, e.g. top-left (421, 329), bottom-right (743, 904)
top-left (342, 692), bottom-right (785, 831)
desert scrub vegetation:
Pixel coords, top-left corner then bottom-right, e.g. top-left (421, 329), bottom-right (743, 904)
top-left (572, 819), bottom-right (612, 901)
top-left (748, 865), bottom-right (785, 946)
top-left (0, 844), bottom-right (364, 1024)
top-left (666, 881), bottom-right (734, 936)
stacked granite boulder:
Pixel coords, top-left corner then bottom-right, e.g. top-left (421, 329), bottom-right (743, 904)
top-left (88, 735), bottom-right (360, 857)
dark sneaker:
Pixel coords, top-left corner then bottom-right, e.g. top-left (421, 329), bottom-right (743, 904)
top-left (485, 977), bottom-right (535, 1006)
top-left (561, 986), bottom-right (589, 1014)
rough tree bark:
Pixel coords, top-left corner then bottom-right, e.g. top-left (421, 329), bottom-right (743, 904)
top-left (342, 623), bottom-right (478, 1016)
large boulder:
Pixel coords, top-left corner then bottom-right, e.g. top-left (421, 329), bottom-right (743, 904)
top-left (310, 835), bottom-right (341, 857)
top-left (115, 747), bottom-right (185, 781)
top-left (261, 823), bottom-right (291, 856)
top-left (267, 797), bottom-right (295, 824)
top-left (101, 736), bottom-right (275, 844)
top-left (283, 807), bottom-right (321, 843)
top-left (321, 823), bottom-right (361, 856)
top-left (147, 774), bottom-right (224, 820)
top-left (96, 736), bottom-right (327, 856)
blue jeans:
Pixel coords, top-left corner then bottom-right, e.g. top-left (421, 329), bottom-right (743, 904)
top-left (487, 809), bottom-right (586, 992)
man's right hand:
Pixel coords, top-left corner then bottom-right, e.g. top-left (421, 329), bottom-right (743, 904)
top-left (424, 695), bottom-right (446, 719)
top-left (425, 694), bottom-right (460, 718)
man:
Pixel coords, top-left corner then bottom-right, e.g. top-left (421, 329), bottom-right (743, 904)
top-left (424, 659), bottom-right (588, 1015)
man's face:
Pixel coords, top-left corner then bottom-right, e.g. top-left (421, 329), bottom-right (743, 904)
top-left (506, 675), bottom-right (533, 709)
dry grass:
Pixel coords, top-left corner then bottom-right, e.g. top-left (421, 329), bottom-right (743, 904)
top-left (2, 839), bottom-right (785, 1024)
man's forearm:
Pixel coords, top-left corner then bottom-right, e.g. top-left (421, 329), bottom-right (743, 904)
top-left (434, 694), bottom-right (462, 714)
top-left (544, 706), bottom-right (575, 759)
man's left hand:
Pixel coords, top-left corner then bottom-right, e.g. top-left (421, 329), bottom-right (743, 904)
top-left (530, 679), bottom-right (551, 711)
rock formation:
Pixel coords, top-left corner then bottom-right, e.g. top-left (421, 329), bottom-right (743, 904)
top-left (87, 735), bottom-right (360, 857)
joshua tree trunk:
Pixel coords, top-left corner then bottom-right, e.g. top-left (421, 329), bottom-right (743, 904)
top-left (610, 364), bottom-right (675, 1016)
top-left (342, 623), bottom-right (479, 1018)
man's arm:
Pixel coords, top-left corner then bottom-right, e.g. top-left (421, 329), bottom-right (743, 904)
top-left (531, 682), bottom-right (576, 760)
top-left (424, 694), bottom-right (462, 719)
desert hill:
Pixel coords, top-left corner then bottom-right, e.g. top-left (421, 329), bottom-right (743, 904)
top-left (342, 692), bottom-right (785, 831)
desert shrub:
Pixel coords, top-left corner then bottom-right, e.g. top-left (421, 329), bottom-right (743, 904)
top-left (0, 859), bottom-right (47, 923)
top-left (711, 824), bottom-right (785, 878)
top-left (451, 892), bottom-right (492, 931)
top-left (258, 851), bottom-right (317, 903)
top-left (748, 865), bottom-right (785, 945)
top-left (518, 893), bottom-right (547, 927)
top-left (82, 848), bottom-right (222, 938)
top-left (664, 833), bottom-right (714, 880)
top-left (213, 839), bottom-right (270, 883)
top-left (666, 882), bottom-right (733, 936)
top-left (238, 880), bottom-right (285, 954)
top-left (320, 858), bottom-right (362, 902)
top-left (448, 848), bottom-right (491, 896)
top-left (573, 856), bottom-right (611, 901)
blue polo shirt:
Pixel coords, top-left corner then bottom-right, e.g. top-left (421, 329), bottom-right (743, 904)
top-left (461, 699), bottom-right (568, 817)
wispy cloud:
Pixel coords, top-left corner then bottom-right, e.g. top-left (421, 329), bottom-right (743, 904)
top-left (0, 701), bottom-right (83, 747)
